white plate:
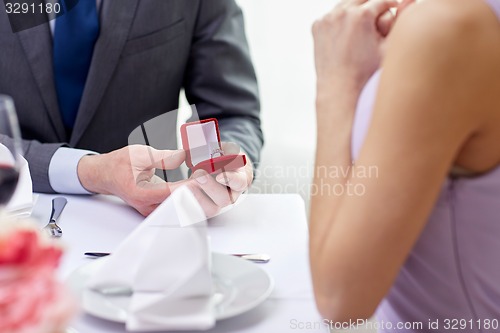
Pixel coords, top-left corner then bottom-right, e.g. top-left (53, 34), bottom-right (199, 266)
top-left (66, 253), bottom-right (274, 323)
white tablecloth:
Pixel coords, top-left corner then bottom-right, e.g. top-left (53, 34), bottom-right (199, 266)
top-left (32, 193), bottom-right (327, 333)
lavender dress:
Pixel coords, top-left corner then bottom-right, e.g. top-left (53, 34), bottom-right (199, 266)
top-left (351, 2), bottom-right (500, 332)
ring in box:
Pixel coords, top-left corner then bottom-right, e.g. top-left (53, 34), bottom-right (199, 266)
top-left (181, 118), bottom-right (247, 174)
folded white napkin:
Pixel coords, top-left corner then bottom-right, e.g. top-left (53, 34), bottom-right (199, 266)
top-left (0, 144), bottom-right (34, 217)
top-left (87, 186), bottom-right (215, 332)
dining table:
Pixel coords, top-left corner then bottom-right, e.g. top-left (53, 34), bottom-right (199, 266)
top-left (31, 192), bottom-right (327, 333)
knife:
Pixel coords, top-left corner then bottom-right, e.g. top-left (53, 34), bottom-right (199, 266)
top-left (84, 252), bottom-right (271, 263)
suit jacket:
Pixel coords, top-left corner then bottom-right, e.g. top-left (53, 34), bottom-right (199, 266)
top-left (0, 0), bottom-right (262, 192)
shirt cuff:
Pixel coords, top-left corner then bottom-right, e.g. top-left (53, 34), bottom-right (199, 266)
top-left (48, 147), bottom-right (98, 194)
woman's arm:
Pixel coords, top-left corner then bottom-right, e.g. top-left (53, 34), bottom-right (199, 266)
top-left (310, 0), bottom-right (400, 252)
top-left (310, 0), bottom-right (500, 322)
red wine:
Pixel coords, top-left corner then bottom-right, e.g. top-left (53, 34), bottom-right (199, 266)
top-left (0, 165), bottom-right (19, 205)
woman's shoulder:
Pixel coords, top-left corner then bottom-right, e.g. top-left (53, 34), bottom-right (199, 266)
top-left (398, 0), bottom-right (498, 29)
top-left (384, 0), bottom-right (500, 91)
top-left (382, 0), bottom-right (500, 173)
top-left (388, 0), bottom-right (500, 54)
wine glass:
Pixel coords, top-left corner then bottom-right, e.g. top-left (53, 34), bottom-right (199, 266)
top-left (0, 95), bottom-right (23, 208)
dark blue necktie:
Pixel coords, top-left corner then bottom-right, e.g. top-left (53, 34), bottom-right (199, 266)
top-left (53, 0), bottom-right (99, 131)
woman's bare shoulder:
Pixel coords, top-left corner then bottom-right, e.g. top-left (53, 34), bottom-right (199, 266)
top-left (383, 0), bottom-right (500, 104)
top-left (382, 0), bottom-right (500, 172)
top-left (395, 0), bottom-right (499, 33)
top-left (387, 0), bottom-right (500, 57)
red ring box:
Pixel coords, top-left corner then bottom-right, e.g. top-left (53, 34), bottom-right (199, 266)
top-left (180, 118), bottom-right (247, 174)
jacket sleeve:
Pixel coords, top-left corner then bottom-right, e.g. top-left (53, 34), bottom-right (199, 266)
top-left (183, 0), bottom-right (263, 168)
top-left (0, 134), bottom-right (64, 193)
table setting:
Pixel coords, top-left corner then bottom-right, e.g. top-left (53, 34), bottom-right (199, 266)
top-left (0, 96), bottom-right (325, 333)
top-left (0, 153), bottom-right (325, 332)
top-left (30, 191), bottom-right (325, 333)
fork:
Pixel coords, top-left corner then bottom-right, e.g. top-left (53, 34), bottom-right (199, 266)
top-left (43, 197), bottom-right (67, 238)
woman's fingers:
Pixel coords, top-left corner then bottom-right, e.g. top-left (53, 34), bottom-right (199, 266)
top-left (376, 0), bottom-right (417, 38)
top-left (377, 9), bottom-right (396, 37)
top-left (340, 0), bottom-right (370, 8)
top-left (363, 0), bottom-right (399, 17)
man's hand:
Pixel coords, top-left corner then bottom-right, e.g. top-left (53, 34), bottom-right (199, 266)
top-left (77, 144), bottom-right (253, 217)
top-left (77, 145), bottom-right (186, 216)
top-left (187, 142), bottom-right (253, 217)
top-left (162, 164), bottom-right (252, 220)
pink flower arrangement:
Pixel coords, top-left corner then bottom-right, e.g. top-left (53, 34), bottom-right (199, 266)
top-left (0, 222), bottom-right (75, 333)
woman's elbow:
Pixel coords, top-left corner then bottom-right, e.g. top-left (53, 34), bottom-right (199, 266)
top-left (311, 251), bottom-right (383, 322)
top-left (314, 290), bottom-right (377, 324)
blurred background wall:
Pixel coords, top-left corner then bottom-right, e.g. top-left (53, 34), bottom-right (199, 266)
top-left (236, 0), bottom-right (337, 211)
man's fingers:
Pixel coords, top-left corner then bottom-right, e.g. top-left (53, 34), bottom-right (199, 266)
top-left (193, 170), bottom-right (235, 207)
top-left (135, 204), bottom-right (159, 217)
top-left (190, 185), bottom-right (222, 218)
top-left (165, 178), bottom-right (222, 218)
top-left (128, 145), bottom-right (185, 170)
top-left (134, 169), bottom-right (155, 183)
top-left (135, 175), bottom-right (226, 218)
top-left (220, 142), bottom-right (241, 155)
top-left (215, 170), bottom-right (249, 192)
top-left (135, 181), bottom-right (171, 204)
top-left (148, 148), bottom-right (186, 169)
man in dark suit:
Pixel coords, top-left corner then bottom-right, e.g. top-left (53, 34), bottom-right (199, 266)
top-left (0, 0), bottom-right (262, 215)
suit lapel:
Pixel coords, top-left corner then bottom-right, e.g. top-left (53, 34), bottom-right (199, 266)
top-left (70, 0), bottom-right (139, 146)
top-left (17, 23), bottom-right (66, 142)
